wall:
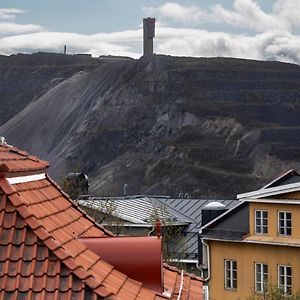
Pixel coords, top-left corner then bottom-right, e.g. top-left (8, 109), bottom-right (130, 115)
top-left (249, 202), bottom-right (300, 238)
top-left (209, 241), bottom-right (300, 300)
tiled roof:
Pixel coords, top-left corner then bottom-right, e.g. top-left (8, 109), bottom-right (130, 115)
top-left (0, 194), bottom-right (100, 300)
top-left (0, 145), bottom-right (48, 175)
top-left (0, 145), bottom-right (203, 300)
top-left (163, 264), bottom-right (202, 300)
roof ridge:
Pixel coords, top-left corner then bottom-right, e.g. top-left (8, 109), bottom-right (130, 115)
top-left (8, 146), bottom-right (48, 165)
top-left (46, 174), bottom-right (114, 237)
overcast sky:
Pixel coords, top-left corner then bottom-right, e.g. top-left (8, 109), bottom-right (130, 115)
top-left (0, 0), bottom-right (300, 64)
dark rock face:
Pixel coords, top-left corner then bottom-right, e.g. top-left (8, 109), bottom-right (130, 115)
top-left (1, 53), bottom-right (300, 198)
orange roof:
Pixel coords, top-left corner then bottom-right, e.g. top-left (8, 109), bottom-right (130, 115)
top-left (0, 145), bottom-right (203, 299)
top-left (0, 145), bottom-right (48, 176)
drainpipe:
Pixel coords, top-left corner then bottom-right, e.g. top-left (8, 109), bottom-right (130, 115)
top-left (196, 237), bottom-right (210, 300)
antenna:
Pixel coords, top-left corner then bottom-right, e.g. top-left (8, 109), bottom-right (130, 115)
top-left (123, 183), bottom-right (128, 196)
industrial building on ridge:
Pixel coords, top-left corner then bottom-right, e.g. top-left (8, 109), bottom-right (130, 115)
top-left (143, 17), bottom-right (155, 56)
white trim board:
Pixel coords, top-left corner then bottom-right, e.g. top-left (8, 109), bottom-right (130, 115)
top-left (243, 198), bottom-right (300, 205)
top-left (237, 181), bottom-right (300, 200)
top-left (7, 173), bottom-right (46, 184)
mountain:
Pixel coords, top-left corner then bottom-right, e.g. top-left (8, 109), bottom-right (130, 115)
top-left (1, 53), bottom-right (300, 198)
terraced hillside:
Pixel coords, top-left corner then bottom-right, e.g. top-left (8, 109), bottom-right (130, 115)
top-left (1, 53), bottom-right (300, 198)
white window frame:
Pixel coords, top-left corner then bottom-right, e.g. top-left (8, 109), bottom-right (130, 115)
top-left (255, 263), bottom-right (268, 293)
top-left (278, 265), bottom-right (292, 295)
top-left (224, 259), bottom-right (237, 290)
top-left (278, 211), bottom-right (292, 236)
top-left (255, 210), bottom-right (268, 234)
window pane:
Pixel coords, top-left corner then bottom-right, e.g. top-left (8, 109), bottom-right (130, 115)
top-left (226, 279), bottom-right (230, 288)
top-left (256, 282), bottom-right (261, 292)
top-left (256, 264), bottom-right (261, 273)
top-left (232, 279), bottom-right (237, 289)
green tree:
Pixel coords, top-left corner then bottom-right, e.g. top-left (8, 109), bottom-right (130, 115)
top-left (148, 205), bottom-right (187, 270)
top-left (248, 285), bottom-right (300, 300)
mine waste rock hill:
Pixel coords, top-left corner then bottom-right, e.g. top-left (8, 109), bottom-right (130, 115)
top-left (1, 52), bottom-right (300, 198)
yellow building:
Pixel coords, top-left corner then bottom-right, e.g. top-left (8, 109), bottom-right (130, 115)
top-left (200, 170), bottom-right (300, 300)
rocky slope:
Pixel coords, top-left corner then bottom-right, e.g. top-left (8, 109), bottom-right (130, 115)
top-left (1, 53), bottom-right (300, 198)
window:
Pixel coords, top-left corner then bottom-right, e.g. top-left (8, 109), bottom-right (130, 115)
top-left (255, 263), bottom-right (268, 293)
top-left (225, 260), bottom-right (237, 290)
top-left (278, 265), bottom-right (292, 295)
top-left (278, 211), bottom-right (291, 236)
top-left (255, 210), bottom-right (268, 234)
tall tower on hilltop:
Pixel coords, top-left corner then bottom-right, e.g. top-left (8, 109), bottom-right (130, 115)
top-left (143, 17), bottom-right (156, 56)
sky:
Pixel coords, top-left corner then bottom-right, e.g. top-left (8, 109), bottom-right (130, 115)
top-left (0, 0), bottom-right (300, 64)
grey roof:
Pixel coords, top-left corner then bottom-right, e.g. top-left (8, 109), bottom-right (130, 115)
top-left (78, 195), bottom-right (193, 225)
top-left (79, 195), bottom-right (240, 261)
top-left (157, 198), bottom-right (239, 260)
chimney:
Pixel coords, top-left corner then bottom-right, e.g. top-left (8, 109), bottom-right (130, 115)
top-left (80, 236), bottom-right (163, 293)
top-left (143, 17), bottom-right (155, 56)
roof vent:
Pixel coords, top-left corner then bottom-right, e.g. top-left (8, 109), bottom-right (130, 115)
top-left (203, 201), bottom-right (226, 210)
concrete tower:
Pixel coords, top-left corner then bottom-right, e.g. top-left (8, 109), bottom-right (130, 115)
top-left (143, 17), bottom-right (155, 56)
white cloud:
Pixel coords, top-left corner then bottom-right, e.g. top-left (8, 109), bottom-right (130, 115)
top-left (0, 31), bottom-right (141, 58)
top-left (144, 2), bottom-right (204, 23)
top-left (154, 27), bottom-right (300, 65)
top-left (0, 22), bottom-right (43, 34)
top-left (0, 8), bottom-right (43, 35)
top-left (144, 0), bottom-right (300, 33)
top-left (0, 8), bottom-right (24, 21)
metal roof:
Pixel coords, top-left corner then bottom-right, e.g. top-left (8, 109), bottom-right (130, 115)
top-left (158, 198), bottom-right (239, 260)
top-left (79, 196), bottom-right (240, 261)
top-left (78, 196), bottom-right (193, 226)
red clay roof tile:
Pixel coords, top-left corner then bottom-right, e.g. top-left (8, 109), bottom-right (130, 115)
top-left (0, 145), bottom-right (48, 176)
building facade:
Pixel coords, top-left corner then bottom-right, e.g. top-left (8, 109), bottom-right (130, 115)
top-left (200, 170), bottom-right (300, 299)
